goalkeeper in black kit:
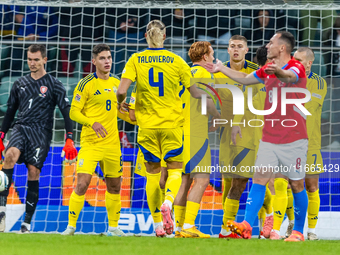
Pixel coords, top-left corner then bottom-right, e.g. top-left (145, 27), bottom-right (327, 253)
top-left (0, 44), bottom-right (77, 233)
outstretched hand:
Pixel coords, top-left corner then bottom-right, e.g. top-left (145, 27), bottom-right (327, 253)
top-left (264, 60), bottom-right (279, 75)
top-left (204, 59), bottom-right (223, 73)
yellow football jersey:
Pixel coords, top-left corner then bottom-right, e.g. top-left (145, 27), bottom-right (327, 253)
top-left (121, 48), bottom-right (192, 129)
top-left (70, 73), bottom-right (132, 146)
top-left (214, 60), bottom-right (260, 149)
top-left (182, 64), bottom-right (214, 138)
top-left (253, 84), bottom-right (266, 148)
top-left (305, 72), bottom-right (327, 150)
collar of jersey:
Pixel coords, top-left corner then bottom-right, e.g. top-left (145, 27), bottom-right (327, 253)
top-left (93, 72), bottom-right (98, 78)
top-left (226, 61), bottom-right (247, 69)
top-left (308, 72), bottom-right (314, 79)
top-left (192, 64), bottom-right (200, 67)
top-left (147, 48), bottom-right (165, 50)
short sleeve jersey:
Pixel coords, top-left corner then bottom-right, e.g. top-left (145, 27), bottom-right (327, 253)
top-left (121, 48), bottom-right (192, 129)
top-left (254, 58), bottom-right (308, 144)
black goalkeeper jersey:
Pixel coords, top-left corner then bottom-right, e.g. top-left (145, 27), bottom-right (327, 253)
top-left (7, 73), bottom-right (70, 131)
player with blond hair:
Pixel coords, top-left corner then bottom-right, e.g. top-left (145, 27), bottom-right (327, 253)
top-left (117, 20), bottom-right (205, 236)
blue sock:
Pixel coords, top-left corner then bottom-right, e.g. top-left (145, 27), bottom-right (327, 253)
top-left (292, 189), bottom-right (308, 233)
top-left (244, 183), bottom-right (266, 228)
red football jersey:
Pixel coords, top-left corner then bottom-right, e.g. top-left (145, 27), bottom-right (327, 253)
top-left (254, 58), bottom-right (308, 144)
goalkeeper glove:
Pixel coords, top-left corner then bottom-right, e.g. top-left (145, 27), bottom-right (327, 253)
top-left (0, 131), bottom-right (5, 160)
top-left (61, 132), bottom-right (78, 164)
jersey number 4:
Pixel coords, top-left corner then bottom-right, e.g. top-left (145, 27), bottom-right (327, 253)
top-left (148, 67), bottom-right (164, 96)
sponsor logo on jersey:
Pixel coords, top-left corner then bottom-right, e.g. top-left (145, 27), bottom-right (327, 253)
top-left (75, 94), bottom-right (81, 102)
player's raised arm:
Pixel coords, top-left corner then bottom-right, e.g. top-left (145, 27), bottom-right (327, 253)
top-left (263, 60), bottom-right (298, 83)
top-left (205, 59), bottom-right (259, 85)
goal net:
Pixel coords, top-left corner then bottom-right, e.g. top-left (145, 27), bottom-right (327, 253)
top-left (0, 0), bottom-right (339, 238)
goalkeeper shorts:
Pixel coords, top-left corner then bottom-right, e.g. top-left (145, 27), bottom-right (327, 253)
top-left (76, 142), bottom-right (122, 178)
top-left (137, 127), bottom-right (183, 163)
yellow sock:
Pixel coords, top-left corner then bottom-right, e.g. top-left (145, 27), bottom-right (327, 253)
top-left (174, 205), bottom-right (186, 229)
top-left (222, 178), bottom-right (232, 209)
top-left (105, 191), bottom-right (121, 228)
top-left (273, 178), bottom-right (288, 231)
top-left (183, 201), bottom-right (200, 227)
top-left (286, 188), bottom-right (295, 221)
top-left (263, 185), bottom-right (273, 215)
top-left (222, 198), bottom-right (239, 228)
top-left (146, 172), bottom-right (162, 223)
top-left (68, 191), bottom-right (85, 228)
top-left (164, 169), bottom-right (182, 205)
top-left (161, 188), bottom-right (165, 204)
top-left (258, 207), bottom-right (266, 228)
top-left (307, 189), bottom-right (320, 229)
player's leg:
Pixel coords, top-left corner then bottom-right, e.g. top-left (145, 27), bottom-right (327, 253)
top-left (227, 141), bottom-right (277, 239)
top-left (261, 184), bottom-right (274, 239)
top-left (138, 128), bottom-right (165, 236)
top-left (159, 162), bottom-right (168, 203)
top-left (285, 184), bottom-right (295, 238)
top-left (0, 147), bottom-right (21, 232)
top-left (21, 130), bottom-right (51, 233)
top-left (162, 127), bottom-right (184, 235)
top-left (220, 176), bottom-right (248, 239)
top-left (280, 139), bottom-right (308, 242)
top-left (221, 146), bottom-right (254, 239)
top-left (270, 173), bottom-right (289, 239)
top-left (20, 165), bottom-right (40, 233)
top-left (180, 173), bottom-right (210, 238)
top-left (305, 149), bottom-right (324, 240)
top-left (305, 174), bottom-right (321, 240)
top-left (173, 174), bottom-right (192, 236)
top-left (62, 146), bottom-right (98, 235)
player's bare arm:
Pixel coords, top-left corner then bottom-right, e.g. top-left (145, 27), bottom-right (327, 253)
top-left (205, 59), bottom-right (258, 85)
top-left (117, 78), bottom-right (133, 112)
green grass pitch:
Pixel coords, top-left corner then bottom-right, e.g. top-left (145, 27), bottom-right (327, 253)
top-left (1, 234), bottom-right (340, 255)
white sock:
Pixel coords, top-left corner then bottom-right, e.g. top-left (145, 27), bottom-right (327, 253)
top-left (22, 222), bottom-right (31, 231)
top-left (163, 200), bottom-right (172, 211)
top-left (0, 206), bottom-right (6, 212)
top-left (308, 228), bottom-right (316, 234)
top-left (182, 223), bottom-right (194, 230)
top-left (176, 227), bottom-right (182, 232)
top-left (220, 227), bottom-right (231, 236)
top-left (266, 212), bottom-right (273, 217)
top-left (108, 226), bottom-right (118, 232)
top-left (154, 222), bottom-right (162, 229)
top-left (289, 220), bottom-right (295, 225)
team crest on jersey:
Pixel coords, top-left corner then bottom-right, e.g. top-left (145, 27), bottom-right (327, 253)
top-left (78, 158), bottom-right (84, 167)
top-left (39, 86), bottom-right (48, 97)
top-left (75, 93), bottom-right (81, 102)
top-left (113, 87), bottom-right (117, 93)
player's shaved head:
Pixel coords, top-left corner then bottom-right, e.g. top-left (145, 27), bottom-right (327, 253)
top-left (92, 44), bottom-right (111, 58)
top-left (229, 35), bottom-right (247, 45)
top-left (296, 47), bottom-right (315, 62)
top-left (276, 31), bottom-right (295, 53)
top-left (28, 44), bottom-right (46, 58)
top-left (256, 45), bottom-right (267, 67)
top-left (188, 41), bottom-right (212, 63)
